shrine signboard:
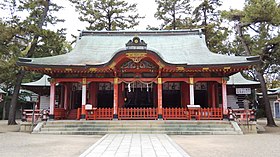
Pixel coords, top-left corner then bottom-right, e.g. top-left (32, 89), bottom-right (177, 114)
top-left (236, 88), bottom-right (251, 94)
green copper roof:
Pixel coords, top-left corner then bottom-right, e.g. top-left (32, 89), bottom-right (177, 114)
top-left (21, 75), bottom-right (50, 87)
top-left (227, 72), bottom-right (260, 85)
top-left (18, 29), bottom-right (259, 67)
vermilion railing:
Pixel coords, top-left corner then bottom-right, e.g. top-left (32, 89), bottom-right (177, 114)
top-left (54, 108), bottom-right (66, 120)
top-left (86, 108), bottom-right (113, 120)
top-left (230, 109), bottom-right (255, 121)
top-left (163, 107), bottom-right (223, 120)
top-left (23, 109), bottom-right (41, 122)
top-left (199, 108), bottom-right (223, 120)
top-left (96, 108), bottom-right (113, 120)
top-left (163, 108), bottom-right (189, 120)
top-left (118, 107), bottom-right (158, 120)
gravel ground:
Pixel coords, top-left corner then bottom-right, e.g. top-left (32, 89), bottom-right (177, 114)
top-left (0, 120), bottom-right (102, 157)
top-left (171, 134), bottom-right (280, 157)
top-left (0, 132), bottom-right (102, 157)
top-left (171, 119), bottom-right (280, 157)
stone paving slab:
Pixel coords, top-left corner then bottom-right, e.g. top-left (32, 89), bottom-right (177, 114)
top-left (80, 134), bottom-right (190, 157)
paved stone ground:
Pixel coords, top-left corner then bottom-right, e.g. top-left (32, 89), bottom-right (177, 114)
top-left (80, 134), bottom-right (190, 157)
top-left (1, 119), bottom-right (280, 157)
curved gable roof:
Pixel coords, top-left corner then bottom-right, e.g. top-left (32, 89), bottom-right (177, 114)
top-left (21, 75), bottom-right (50, 86)
top-left (227, 72), bottom-right (260, 85)
top-left (18, 29), bottom-right (259, 67)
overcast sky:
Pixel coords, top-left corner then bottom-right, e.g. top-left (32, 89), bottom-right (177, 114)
top-left (49, 0), bottom-right (246, 40)
top-left (0, 0), bottom-right (234, 41)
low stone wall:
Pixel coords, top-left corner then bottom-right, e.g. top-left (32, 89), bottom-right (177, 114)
top-left (239, 121), bottom-right (257, 134)
top-left (20, 122), bottom-right (35, 132)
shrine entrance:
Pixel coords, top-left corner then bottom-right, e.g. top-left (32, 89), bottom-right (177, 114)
top-left (97, 82), bottom-right (113, 108)
top-left (123, 82), bottom-right (155, 108)
top-left (162, 82), bottom-right (182, 108)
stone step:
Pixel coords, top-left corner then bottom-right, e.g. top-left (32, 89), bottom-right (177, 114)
top-left (41, 127), bottom-right (235, 132)
top-left (37, 130), bottom-right (241, 135)
top-left (35, 120), bottom-right (242, 135)
top-left (46, 120), bottom-right (230, 125)
top-left (44, 123), bottom-right (233, 128)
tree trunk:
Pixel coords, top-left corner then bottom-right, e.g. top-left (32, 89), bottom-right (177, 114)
top-left (172, 4), bottom-right (176, 30)
top-left (7, 0), bottom-right (50, 125)
top-left (256, 71), bottom-right (277, 127)
top-left (236, 23), bottom-right (251, 55)
top-left (236, 21), bottom-right (277, 126)
top-left (202, 7), bottom-right (208, 46)
top-left (8, 70), bottom-right (25, 125)
top-left (2, 99), bottom-right (6, 120)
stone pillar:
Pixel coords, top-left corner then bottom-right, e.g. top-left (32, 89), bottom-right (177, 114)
top-left (222, 79), bottom-right (228, 115)
top-left (157, 78), bottom-right (163, 119)
top-left (49, 80), bottom-right (56, 120)
top-left (113, 78), bottom-right (119, 119)
top-left (81, 78), bottom-right (87, 119)
top-left (189, 77), bottom-right (195, 105)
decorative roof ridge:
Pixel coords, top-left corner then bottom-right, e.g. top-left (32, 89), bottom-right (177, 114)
top-left (80, 29), bottom-right (203, 37)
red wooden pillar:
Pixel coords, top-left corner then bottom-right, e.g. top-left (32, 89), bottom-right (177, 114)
top-left (81, 78), bottom-right (87, 119)
top-left (181, 82), bottom-right (188, 107)
top-left (94, 82), bottom-right (97, 107)
top-left (211, 82), bottom-right (217, 108)
top-left (60, 85), bottom-right (64, 108)
top-left (63, 83), bottom-right (69, 110)
top-left (186, 83), bottom-right (190, 105)
top-left (208, 82), bottom-right (212, 107)
top-left (118, 83), bottom-right (125, 108)
top-left (153, 83), bottom-right (158, 108)
top-left (89, 82), bottom-right (94, 107)
top-left (113, 78), bottom-right (119, 119)
top-left (222, 79), bottom-right (228, 115)
top-left (49, 79), bottom-right (56, 120)
top-left (157, 78), bottom-right (163, 119)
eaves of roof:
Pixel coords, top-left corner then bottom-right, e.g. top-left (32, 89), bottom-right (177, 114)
top-left (17, 29), bottom-right (260, 68)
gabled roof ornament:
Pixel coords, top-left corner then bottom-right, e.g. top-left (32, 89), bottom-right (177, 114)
top-left (126, 36), bottom-right (147, 49)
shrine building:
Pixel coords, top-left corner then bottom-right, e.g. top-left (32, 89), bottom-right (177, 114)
top-left (18, 29), bottom-right (259, 120)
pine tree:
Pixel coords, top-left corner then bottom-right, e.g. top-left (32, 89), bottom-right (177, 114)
top-left (69, 0), bottom-right (143, 31)
top-left (0, 0), bottom-right (68, 125)
top-left (222, 0), bottom-right (280, 126)
top-left (192, 0), bottom-right (229, 53)
top-left (154, 0), bottom-right (191, 30)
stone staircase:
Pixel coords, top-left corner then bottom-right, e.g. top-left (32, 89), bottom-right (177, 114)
top-left (34, 120), bottom-right (243, 135)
